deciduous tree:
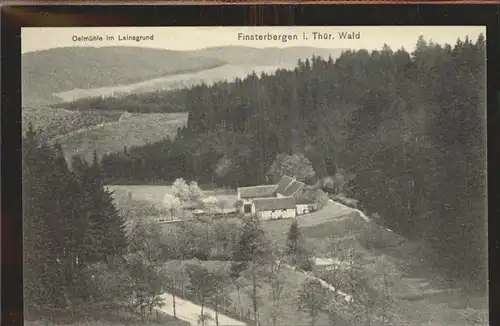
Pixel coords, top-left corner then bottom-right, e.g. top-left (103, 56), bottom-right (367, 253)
top-left (185, 263), bottom-right (216, 323)
top-left (163, 193), bottom-right (181, 219)
top-left (267, 153), bottom-right (316, 183)
top-left (230, 215), bottom-right (270, 325)
top-left (297, 279), bottom-right (328, 326)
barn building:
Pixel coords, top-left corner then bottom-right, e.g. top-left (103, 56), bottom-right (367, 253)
top-left (236, 175), bottom-right (317, 219)
top-left (237, 185), bottom-right (277, 214)
top-left (252, 197), bottom-right (297, 220)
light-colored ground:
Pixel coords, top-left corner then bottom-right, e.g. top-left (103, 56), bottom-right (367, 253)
top-left (158, 293), bottom-right (246, 326)
top-left (108, 184), bottom-right (238, 214)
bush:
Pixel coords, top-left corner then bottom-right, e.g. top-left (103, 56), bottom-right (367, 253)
top-left (331, 194), bottom-right (359, 209)
top-left (313, 189), bottom-right (330, 209)
top-left (83, 260), bottom-right (133, 308)
top-left (355, 222), bottom-right (402, 250)
top-left (298, 256), bottom-right (314, 272)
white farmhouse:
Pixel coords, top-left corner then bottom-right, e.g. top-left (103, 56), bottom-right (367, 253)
top-left (236, 175), bottom-right (317, 219)
top-left (252, 197), bottom-right (297, 220)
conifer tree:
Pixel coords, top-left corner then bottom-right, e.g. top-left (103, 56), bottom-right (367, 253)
top-left (231, 215), bottom-right (269, 325)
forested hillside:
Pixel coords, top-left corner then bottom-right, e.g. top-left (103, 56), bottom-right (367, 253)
top-left (22, 46), bottom-right (225, 105)
top-left (101, 35), bottom-right (486, 287)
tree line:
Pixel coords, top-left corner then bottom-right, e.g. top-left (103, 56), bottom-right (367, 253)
top-left (54, 89), bottom-right (190, 113)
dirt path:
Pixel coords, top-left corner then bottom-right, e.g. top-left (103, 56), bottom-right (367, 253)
top-left (158, 293), bottom-right (246, 326)
top-left (281, 262), bottom-right (354, 303)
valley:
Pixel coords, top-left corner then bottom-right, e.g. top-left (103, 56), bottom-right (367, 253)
top-left (22, 33), bottom-right (488, 326)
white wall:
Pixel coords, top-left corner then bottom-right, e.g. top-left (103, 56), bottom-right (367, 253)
top-left (296, 204), bottom-right (312, 215)
top-left (256, 208), bottom-right (296, 220)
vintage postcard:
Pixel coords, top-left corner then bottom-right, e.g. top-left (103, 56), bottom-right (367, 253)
top-left (21, 26), bottom-right (488, 325)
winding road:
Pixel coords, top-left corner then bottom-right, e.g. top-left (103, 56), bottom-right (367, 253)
top-left (158, 293), bottom-right (245, 326)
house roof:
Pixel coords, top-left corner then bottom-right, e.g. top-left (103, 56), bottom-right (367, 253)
top-left (282, 179), bottom-right (305, 197)
top-left (237, 185), bottom-right (277, 199)
top-left (252, 197), bottom-right (296, 211)
top-left (275, 175), bottom-right (295, 195)
top-left (295, 196), bottom-right (315, 205)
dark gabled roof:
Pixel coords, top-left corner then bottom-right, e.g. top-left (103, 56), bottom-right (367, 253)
top-left (295, 195), bottom-right (315, 205)
top-left (275, 175), bottom-right (295, 195)
top-left (282, 179), bottom-right (305, 197)
top-left (253, 197), bottom-right (296, 211)
top-left (237, 185), bottom-right (277, 199)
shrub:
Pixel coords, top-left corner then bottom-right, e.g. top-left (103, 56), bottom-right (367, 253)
top-left (331, 194), bottom-right (359, 209)
top-left (297, 256), bottom-right (314, 272)
top-left (313, 189), bottom-right (330, 209)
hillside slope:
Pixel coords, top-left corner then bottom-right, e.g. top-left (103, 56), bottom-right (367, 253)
top-left (22, 106), bottom-right (123, 141)
top-left (50, 112), bottom-right (188, 163)
top-left (22, 46), bottom-right (225, 106)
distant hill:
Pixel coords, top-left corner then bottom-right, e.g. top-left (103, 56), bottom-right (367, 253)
top-left (22, 45), bottom-right (344, 106)
top-left (22, 46), bottom-right (225, 106)
top-left (192, 46), bottom-right (344, 66)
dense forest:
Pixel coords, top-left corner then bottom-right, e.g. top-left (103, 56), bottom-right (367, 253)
top-left (23, 125), bottom-right (183, 323)
top-left (54, 90), bottom-right (190, 113)
top-left (23, 123), bottom-right (126, 309)
top-left (101, 35), bottom-right (486, 288)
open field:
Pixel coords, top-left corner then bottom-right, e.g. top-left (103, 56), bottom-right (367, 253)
top-left (107, 184), bottom-right (238, 212)
top-left (53, 112), bottom-right (188, 162)
top-left (22, 106), bottom-right (122, 141)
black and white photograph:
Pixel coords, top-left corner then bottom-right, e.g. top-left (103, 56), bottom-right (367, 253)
top-left (22, 26), bottom-right (487, 326)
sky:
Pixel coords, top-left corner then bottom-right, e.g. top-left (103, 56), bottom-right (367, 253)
top-left (21, 26), bottom-right (485, 54)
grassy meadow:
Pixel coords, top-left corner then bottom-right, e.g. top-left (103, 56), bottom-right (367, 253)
top-left (107, 184), bottom-right (238, 214)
